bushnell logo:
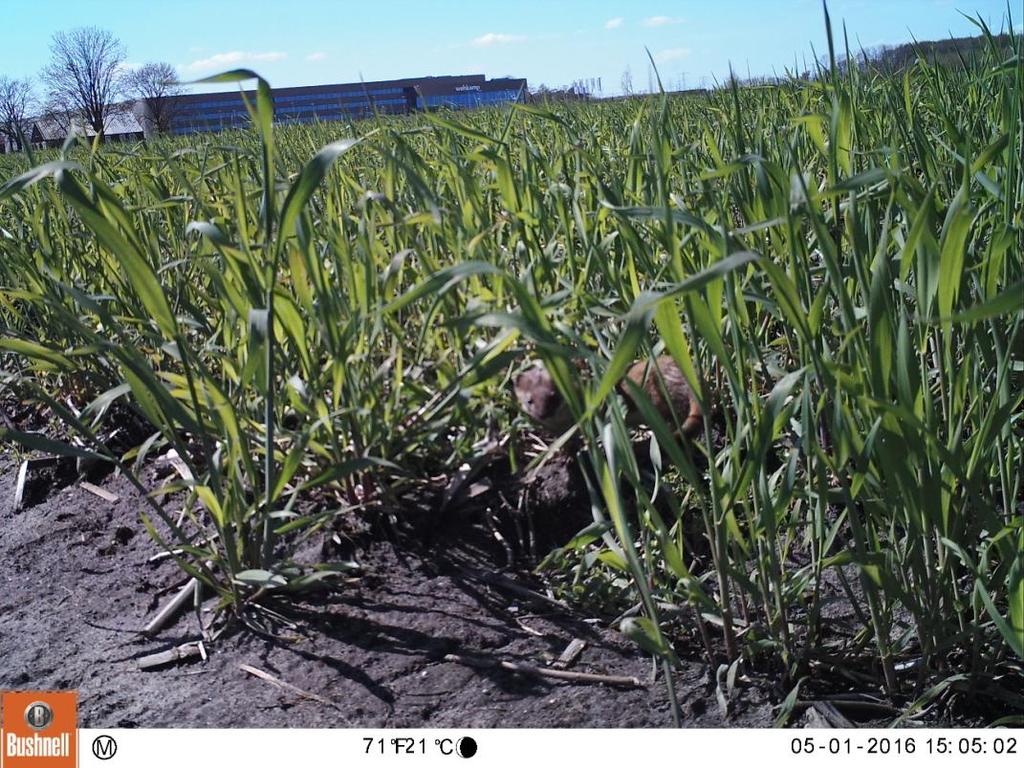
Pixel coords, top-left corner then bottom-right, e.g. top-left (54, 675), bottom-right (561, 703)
top-left (1, 691), bottom-right (77, 768)
top-left (23, 703), bottom-right (53, 732)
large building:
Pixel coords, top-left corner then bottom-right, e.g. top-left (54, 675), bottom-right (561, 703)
top-left (166, 74), bottom-right (527, 135)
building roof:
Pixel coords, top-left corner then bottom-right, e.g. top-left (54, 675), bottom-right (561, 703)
top-left (28, 106), bottom-right (143, 142)
top-left (91, 109), bottom-right (143, 137)
top-left (32, 117), bottom-right (67, 142)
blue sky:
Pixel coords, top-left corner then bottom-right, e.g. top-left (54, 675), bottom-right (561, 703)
top-left (0, 0), bottom-right (1016, 96)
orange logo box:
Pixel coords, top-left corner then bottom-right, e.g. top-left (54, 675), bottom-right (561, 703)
top-left (1, 691), bottom-right (77, 768)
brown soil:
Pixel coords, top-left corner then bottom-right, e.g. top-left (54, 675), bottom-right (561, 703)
top-left (0, 455), bottom-right (779, 728)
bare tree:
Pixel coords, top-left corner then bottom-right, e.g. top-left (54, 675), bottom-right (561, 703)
top-left (125, 62), bottom-right (182, 135)
top-left (42, 27), bottom-right (126, 137)
top-left (0, 76), bottom-right (35, 151)
top-left (621, 66), bottom-right (633, 97)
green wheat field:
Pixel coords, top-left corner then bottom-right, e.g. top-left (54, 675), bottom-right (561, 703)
top-left (1, 16), bottom-right (1021, 725)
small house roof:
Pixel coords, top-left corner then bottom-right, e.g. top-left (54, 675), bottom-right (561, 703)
top-left (28, 105), bottom-right (144, 142)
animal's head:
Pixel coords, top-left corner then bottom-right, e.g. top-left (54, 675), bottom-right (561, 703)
top-left (513, 366), bottom-right (565, 425)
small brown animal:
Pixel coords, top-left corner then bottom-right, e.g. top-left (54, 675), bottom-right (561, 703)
top-left (514, 355), bottom-right (703, 438)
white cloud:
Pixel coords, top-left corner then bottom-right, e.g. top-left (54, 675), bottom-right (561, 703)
top-left (642, 16), bottom-right (685, 27)
top-left (655, 47), bottom-right (691, 63)
top-left (605, 17), bottom-right (624, 29)
top-left (185, 51), bottom-right (288, 72)
top-left (305, 52), bottom-right (328, 62)
top-left (471, 32), bottom-right (527, 48)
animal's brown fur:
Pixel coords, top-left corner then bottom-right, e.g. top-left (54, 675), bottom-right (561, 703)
top-left (514, 355), bottom-right (703, 438)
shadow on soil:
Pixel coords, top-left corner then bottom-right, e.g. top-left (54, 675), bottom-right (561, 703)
top-left (0, 453), bottom-right (777, 728)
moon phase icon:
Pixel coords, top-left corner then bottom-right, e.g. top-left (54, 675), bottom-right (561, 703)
top-left (456, 736), bottom-right (478, 758)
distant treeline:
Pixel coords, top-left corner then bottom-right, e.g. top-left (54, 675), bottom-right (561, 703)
top-left (723, 31), bottom-right (1016, 88)
top-left (852, 31), bottom-right (1016, 74)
